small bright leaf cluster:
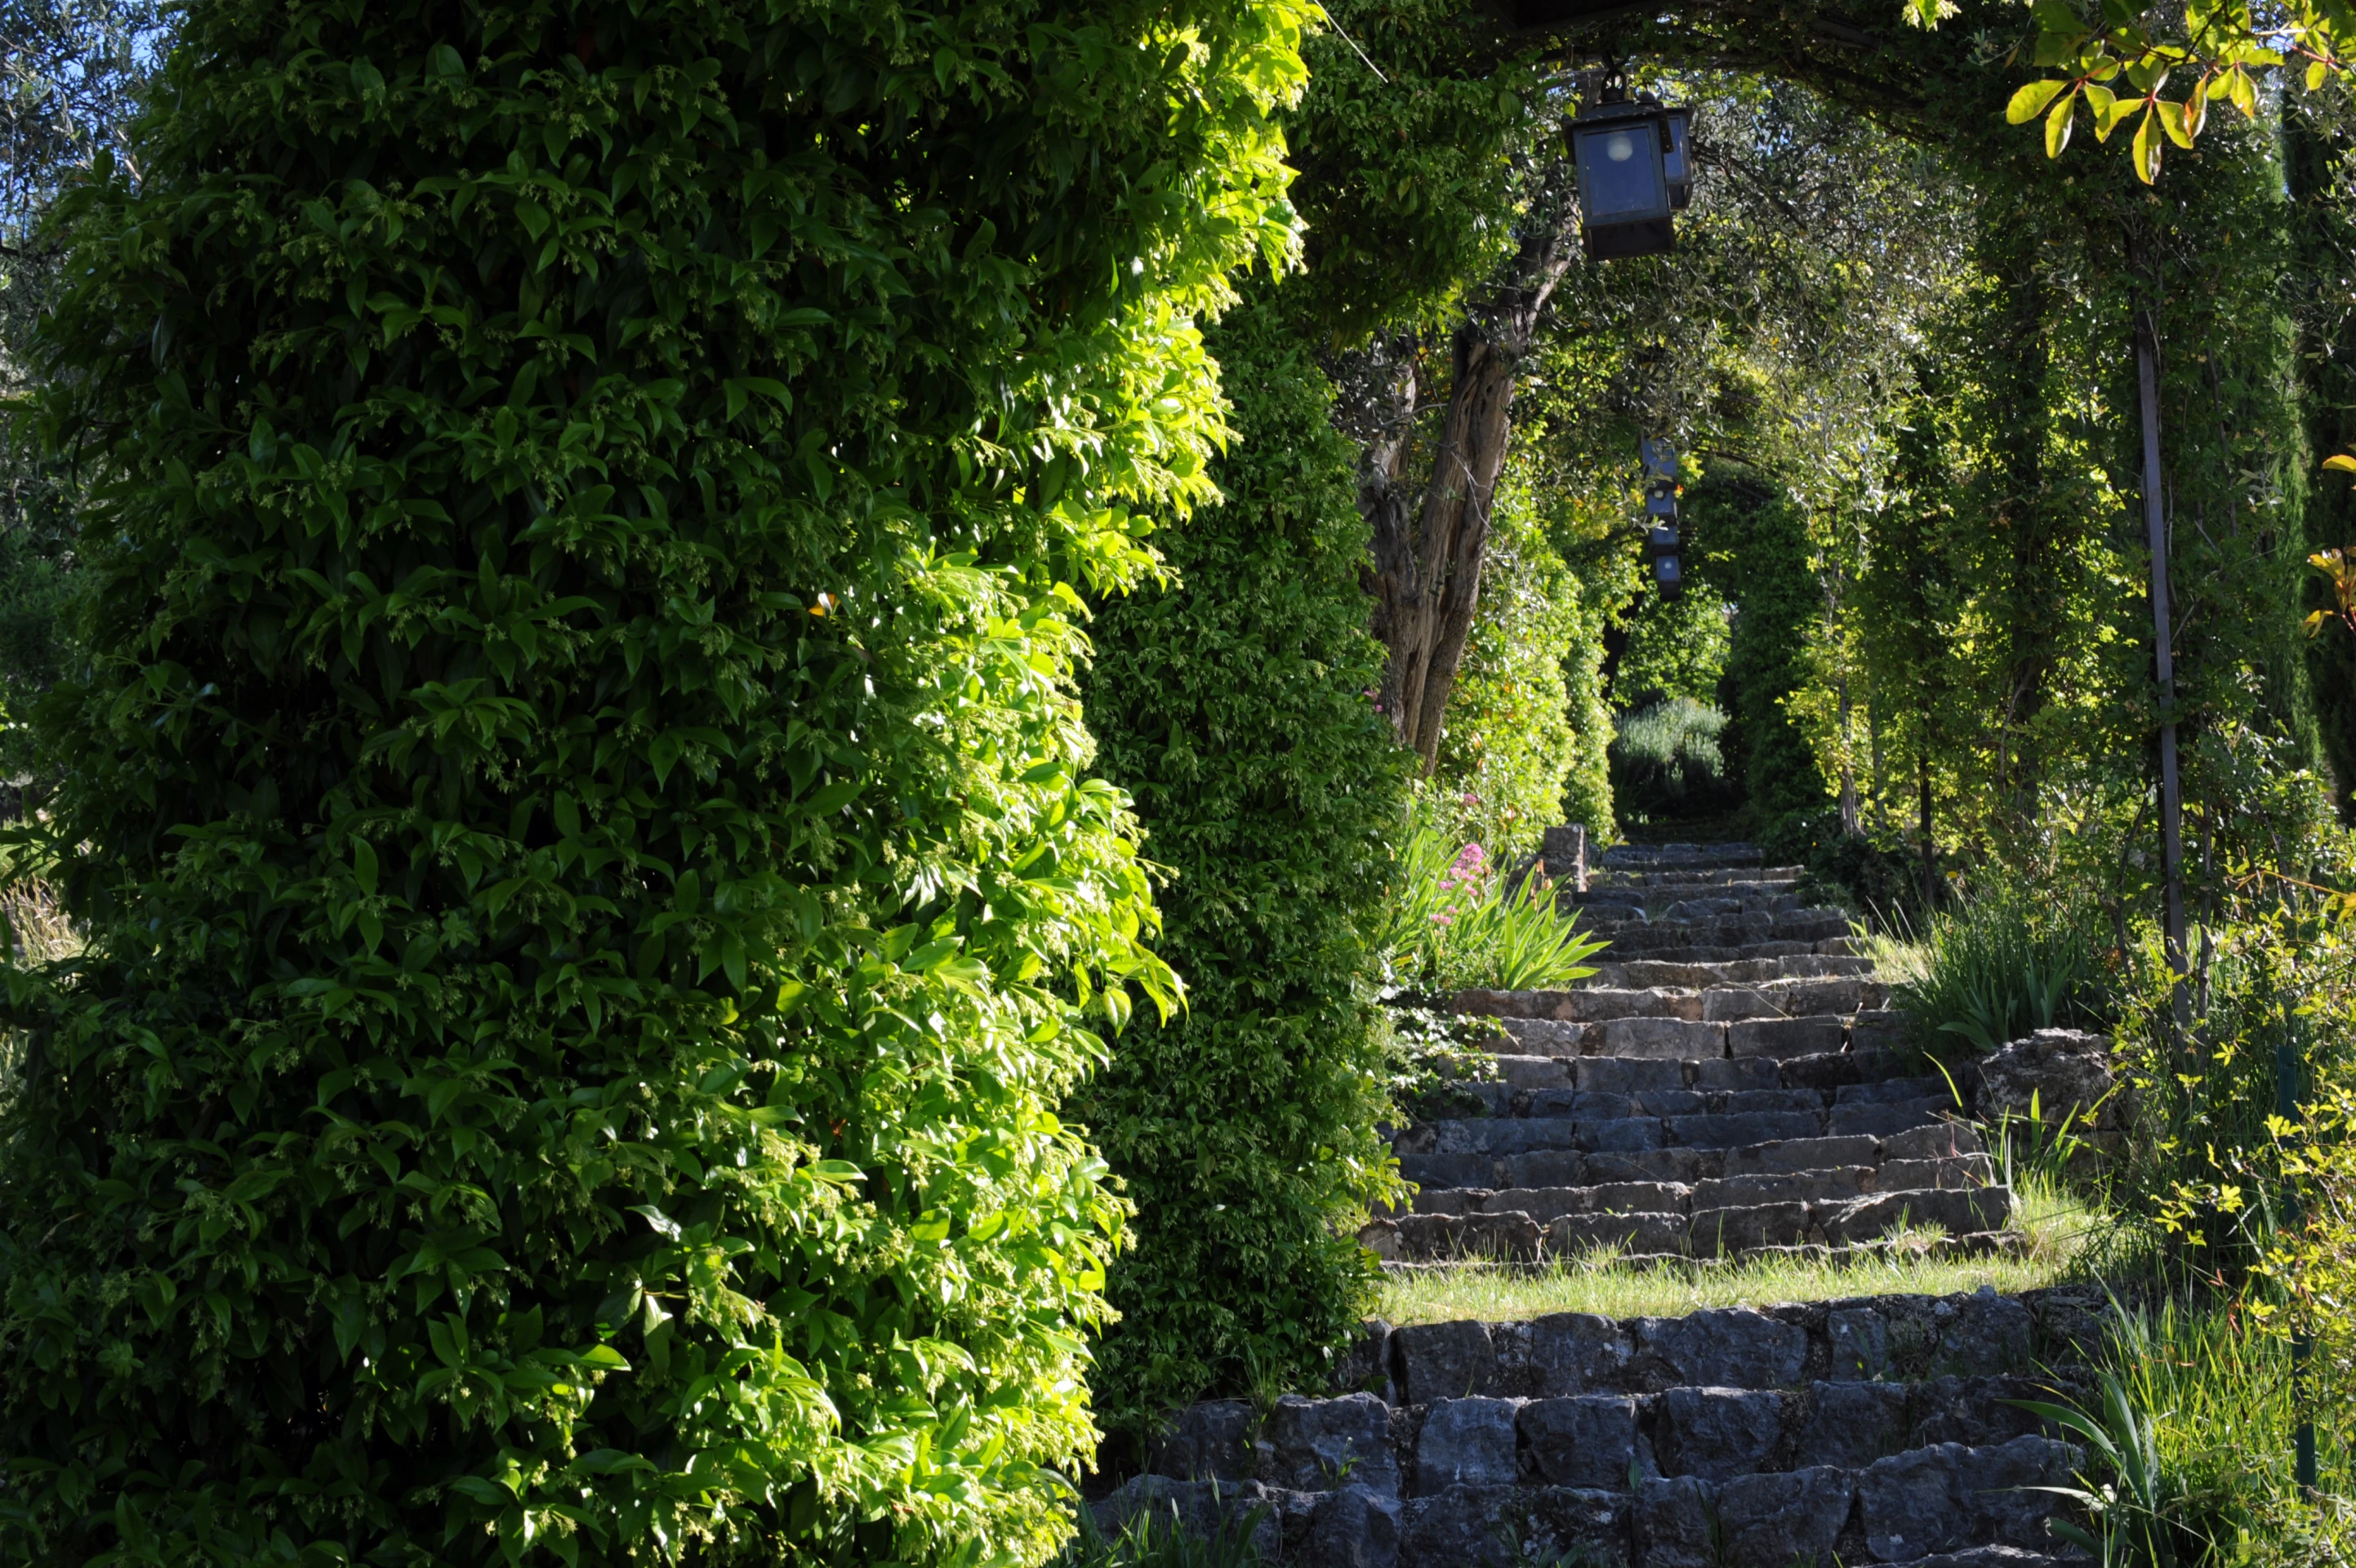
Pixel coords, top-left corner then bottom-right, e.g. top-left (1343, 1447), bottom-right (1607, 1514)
top-left (2003, 0), bottom-right (2274, 182)
top-left (0, 2), bottom-right (1307, 1566)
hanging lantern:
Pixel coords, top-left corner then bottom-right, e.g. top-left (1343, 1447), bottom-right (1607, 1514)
top-left (1640, 439), bottom-right (1683, 600)
top-left (1569, 82), bottom-right (1686, 261)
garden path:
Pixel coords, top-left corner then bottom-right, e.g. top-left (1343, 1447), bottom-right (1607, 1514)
top-left (1094, 840), bottom-right (2101, 1568)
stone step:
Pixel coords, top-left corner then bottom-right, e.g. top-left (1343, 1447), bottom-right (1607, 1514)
top-left (1148, 1373), bottom-right (2074, 1496)
top-left (1461, 982), bottom-right (1892, 1024)
top-left (1092, 1456), bottom-right (2083, 1568)
top-left (1572, 889), bottom-right (1807, 915)
top-left (1579, 915), bottom-right (1854, 950)
top-left (1431, 1070), bottom-right (1951, 1119)
top-left (1586, 953), bottom-right (1880, 987)
top-left (1392, 1149), bottom-right (1995, 1217)
top-left (1395, 1120), bottom-right (1984, 1192)
top-left (1588, 866), bottom-right (1802, 890)
top-left (1363, 1183), bottom-right (2012, 1261)
top-left (1598, 843), bottom-right (1768, 869)
top-left (1394, 1095), bottom-right (1959, 1159)
top-left (1470, 1046), bottom-right (1923, 1094)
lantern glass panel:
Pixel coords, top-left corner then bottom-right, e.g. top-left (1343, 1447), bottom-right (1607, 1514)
top-left (1655, 555), bottom-right (1681, 586)
top-left (1663, 109), bottom-right (1691, 185)
top-left (1574, 121), bottom-right (1669, 223)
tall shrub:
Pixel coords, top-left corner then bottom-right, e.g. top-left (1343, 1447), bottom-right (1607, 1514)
top-left (0, 2), bottom-right (1306, 1564)
top-left (1077, 299), bottom-right (1407, 1432)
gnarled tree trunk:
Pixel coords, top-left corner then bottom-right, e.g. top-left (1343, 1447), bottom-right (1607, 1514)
top-left (1347, 178), bottom-right (1583, 768)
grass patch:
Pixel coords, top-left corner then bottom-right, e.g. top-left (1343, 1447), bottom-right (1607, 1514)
top-left (1375, 1173), bottom-right (2105, 1325)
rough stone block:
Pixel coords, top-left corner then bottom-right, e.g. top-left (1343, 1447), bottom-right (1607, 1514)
top-left (1837, 1076), bottom-right (1950, 1106)
top-left (1797, 1379), bottom-right (1911, 1468)
top-left (1549, 1211), bottom-right (1684, 1258)
top-left (1712, 1088), bottom-right (1825, 1115)
top-left (1881, 1122), bottom-right (1984, 1160)
top-left (1634, 1476), bottom-right (1718, 1568)
top-left (1766, 977), bottom-right (1868, 1015)
top-left (1875, 1155), bottom-right (1997, 1192)
top-left (1499, 1018), bottom-right (1588, 1054)
top-left (1490, 1054), bottom-right (1575, 1089)
top-left (1521, 1395), bottom-right (1640, 1489)
top-left (1587, 1181), bottom-right (1692, 1214)
top-left (1092, 1477), bottom-right (1289, 1561)
top-left (1491, 1152), bottom-right (1583, 1191)
top-left (1722, 1135), bottom-right (1878, 1177)
top-left (1716, 1466), bottom-right (1855, 1568)
top-left (1819, 1189), bottom-right (2011, 1248)
top-left (1692, 1169), bottom-right (1868, 1209)
top-left (1668, 1111), bottom-right (1824, 1149)
top-left (1473, 1118), bottom-right (1583, 1156)
top-left (1583, 1147), bottom-right (1712, 1185)
top-left (1263, 1394), bottom-right (1402, 1494)
top-left (1483, 1187), bottom-right (1598, 1222)
top-left (1934, 1292), bottom-right (2035, 1375)
top-left (1396, 1320), bottom-right (1497, 1405)
top-left (1395, 1152), bottom-right (1494, 1189)
top-left (1392, 1213), bottom-right (1544, 1262)
top-left (1690, 1057), bottom-right (1784, 1090)
top-left (1592, 1017), bottom-right (1726, 1060)
top-left (1859, 1436), bottom-right (2080, 1561)
top-left (1396, 1485), bottom-right (1628, 1568)
top-left (1637, 1308), bottom-right (1810, 1389)
top-left (1779, 1050), bottom-right (1877, 1092)
top-left (1414, 1397), bottom-right (1522, 1494)
top-left (1632, 1089), bottom-right (1708, 1116)
top-left (1728, 1017), bottom-right (1849, 1059)
top-left (1147, 1400), bottom-right (1258, 1481)
top-left (1829, 1100), bottom-right (1950, 1138)
top-left (1578, 1057), bottom-right (1686, 1093)
top-left (1701, 987), bottom-right (1786, 1022)
top-left (1302, 1486), bottom-right (1404, 1568)
top-left (1909, 1375), bottom-right (2060, 1448)
top-left (1652, 1387), bottom-right (1789, 1480)
top-left (1826, 1307), bottom-right (1891, 1381)
top-left (1528, 1312), bottom-right (1637, 1396)
top-left (1689, 1201), bottom-right (1813, 1254)
top-left (1565, 987), bottom-right (1705, 1023)
top-left (1580, 1117), bottom-right (1668, 1154)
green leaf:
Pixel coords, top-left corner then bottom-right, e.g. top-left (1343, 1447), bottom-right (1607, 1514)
top-left (2007, 80), bottom-right (2072, 123)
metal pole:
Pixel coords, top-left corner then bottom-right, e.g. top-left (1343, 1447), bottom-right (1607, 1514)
top-left (2134, 311), bottom-right (2189, 989)
top-left (2278, 1020), bottom-right (2318, 1496)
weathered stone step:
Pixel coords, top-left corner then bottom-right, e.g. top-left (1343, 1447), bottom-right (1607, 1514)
top-left (1395, 1094), bottom-right (1957, 1159)
top-left (1147, 1373), bottom-right (2073, 1495)
top-left (1599, 843), bottom-right (1768, 869)
top-left (1430, 1067), bottom-right (1948, 1120)
top-left (1572, 889), bottom-right (1807, 916)
top-left (1093, 1456), bottom-right (2082, 1568)
top-left (1578, 914), bottom-right (1854, 950)
top-left (1463, 981), bottom-right (1892, 1024)
top-left (1586, 866), bottom-right (1802, 891)
top-left (1364, 1183), bottom-right (2011, 1261)
top-left (1348, 1290), bottom-right (2095, 1400)
top-left (1450, 1048), bottom-right (1932, 1102)
top-left (1395, 1120), bottom-right (1983, 1192)
top-left (1585, 953), bottom-right (1879, 987)
top-left (1393, 1148), bottom-right (1994, 1217)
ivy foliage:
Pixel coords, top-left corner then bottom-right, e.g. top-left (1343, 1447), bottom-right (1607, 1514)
top-left (0, 2), bottom-right (1308, 1563)
top-left (1076, 296), bottom-right (1407, 1435)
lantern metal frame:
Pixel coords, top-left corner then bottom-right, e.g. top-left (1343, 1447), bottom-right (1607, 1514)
top-left (1569, 80), bottom-right (1677, 261)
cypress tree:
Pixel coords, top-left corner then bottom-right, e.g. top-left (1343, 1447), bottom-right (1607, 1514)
top-left (0, 2), bottom-right (1306, 1562)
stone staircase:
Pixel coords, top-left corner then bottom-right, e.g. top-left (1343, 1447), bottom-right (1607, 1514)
top-left (1364, 839), bottom-right (2007, 1267)
top-left (1093, 840), bottom-right (2094, 1568)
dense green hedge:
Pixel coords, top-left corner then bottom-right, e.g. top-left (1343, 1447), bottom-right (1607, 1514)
top-left (0, 2), bottom-right (1306, 1563)
top-left (1689, 470), bottom-right (1824, 828)
top-left (1076, 297), bottom-right (1408, 1433)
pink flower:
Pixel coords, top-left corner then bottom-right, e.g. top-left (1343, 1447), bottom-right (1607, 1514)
top-left (1432, 912), bottom-right (1453, 926)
